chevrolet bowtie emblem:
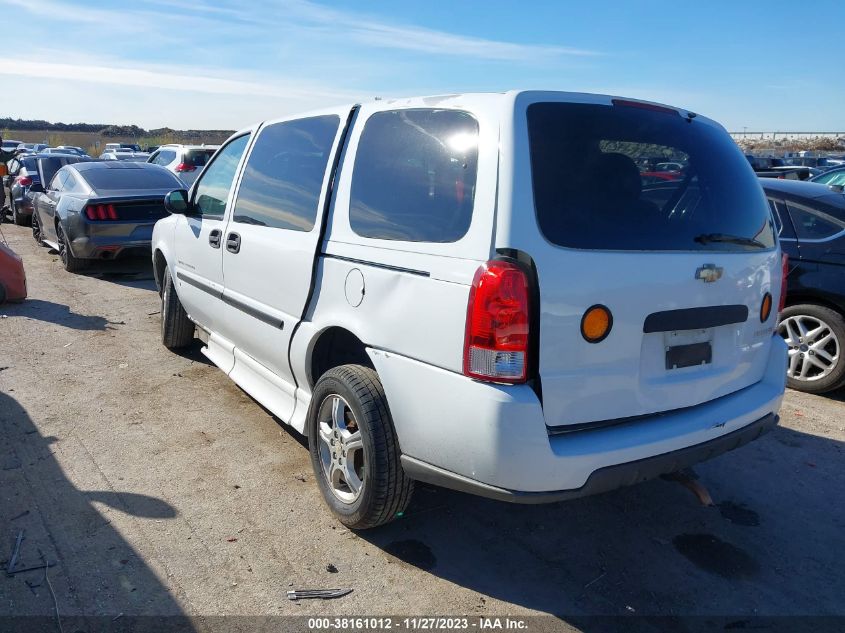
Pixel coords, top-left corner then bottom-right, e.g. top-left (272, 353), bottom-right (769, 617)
top-left (695, 264), bottom-right (724, 283)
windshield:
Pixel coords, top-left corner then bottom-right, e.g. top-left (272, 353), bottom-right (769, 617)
top-left (83, 167), bottom-right (181, 191)
top-left (527, 102), bottom-right (776, 251)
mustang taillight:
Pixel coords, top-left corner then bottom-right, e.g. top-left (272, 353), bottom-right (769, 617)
top-left (85, 204), bottom-right (118, 221)
top-left (463, 260), bottom-right (531, 384)
top-left (17, 176), bottom-right (33, 187)
top-left (779, 253), bottom-right (789, 313)
top-left (174, 163), bottom-right (196, 172)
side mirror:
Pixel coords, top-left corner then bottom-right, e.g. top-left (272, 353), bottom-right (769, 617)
top-left (164, 189), bottom-right (191, 214)
top-left (29, 183), bottom-right (44, 193)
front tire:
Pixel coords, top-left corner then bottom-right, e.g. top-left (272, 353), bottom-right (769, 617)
top-left (779, 303), bottom-right (845, 393)
top-left (56, 222), bottom-right (86, 273)
top-left (32, 211), bottom-right (44, 246)
top-left (308, 365), bottom-right (413, 529)
top-left (160, 266), bottom-right (194, 349)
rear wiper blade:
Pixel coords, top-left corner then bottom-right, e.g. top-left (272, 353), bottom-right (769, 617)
top-left (694, 233), bottom-right (767, 249)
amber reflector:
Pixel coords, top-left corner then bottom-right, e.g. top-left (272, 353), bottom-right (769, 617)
top-left (760, 293), bottom-right (773, 323)
top-left (581, 305), bottom-right (613, 343)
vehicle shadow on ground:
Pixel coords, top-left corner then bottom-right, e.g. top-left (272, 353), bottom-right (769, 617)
top-left (84, 257), bottom-right (157, 292)
top-left (360, 424), bottom-right (845, 622)
top-left (0, 391), bottom-right (195, 631)
top-left (2, 298), bottom-right (123, 331)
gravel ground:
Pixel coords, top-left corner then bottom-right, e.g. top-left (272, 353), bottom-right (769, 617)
top-left (1, 220), bottom-right (844, 629)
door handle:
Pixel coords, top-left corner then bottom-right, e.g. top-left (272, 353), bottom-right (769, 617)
top-left (226, 232), bottom-right (241, 253)
top-left (208, 229), bottom-right (221, 248)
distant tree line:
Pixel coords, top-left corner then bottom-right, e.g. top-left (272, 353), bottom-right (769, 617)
top-left (0, 117), bottom-right (234, 141)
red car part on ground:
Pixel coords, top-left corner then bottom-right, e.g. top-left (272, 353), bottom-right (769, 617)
top-left (0, 240), bottom-right (27, 303)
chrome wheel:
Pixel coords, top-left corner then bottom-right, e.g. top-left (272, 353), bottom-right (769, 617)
top-left (317, 394), bottom-right (365, 504)
top-left (780, 314), bottom-right (840, 382)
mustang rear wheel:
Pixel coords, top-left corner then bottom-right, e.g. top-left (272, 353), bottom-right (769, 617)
top-left (56, 223), bottom-right (86, 273)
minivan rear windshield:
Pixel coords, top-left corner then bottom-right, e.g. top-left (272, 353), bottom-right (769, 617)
top-left (527, 102), bottom-right (776, 251)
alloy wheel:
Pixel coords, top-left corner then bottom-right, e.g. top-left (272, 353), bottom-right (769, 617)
top-left (779, 314), bottom-right (841, 382)
top-left (316, 394), bottom-right (365, 504)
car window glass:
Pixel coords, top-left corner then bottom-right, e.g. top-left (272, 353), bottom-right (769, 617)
top-left (349, 109), bottom-right (479, 243)
top-left (817, 171), bottom-right (845, 186)
top-left (159, 150), bottom-right (177, 165)
top-left (193, 135), bottom-right (250, 218)
top-left (8, 160), bottom-right (20, 175)
top-left (185, 149), bottom-right (215, 167)
top-left (233, 115), bottom-right (339, 231)
top-left (528, 102), bottom-right (776, 251)
top-left (768, 198), bottom-right (796, 239)
top-left (786, 201), bottom-right (845, 240)
top-left (49, 170), bottom-right (68, 191)
top-left (63, 173), bottom-right (79, 192)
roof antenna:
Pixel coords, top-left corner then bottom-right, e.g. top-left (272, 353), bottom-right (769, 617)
top-left (686, 111), bottom-right (697, 123)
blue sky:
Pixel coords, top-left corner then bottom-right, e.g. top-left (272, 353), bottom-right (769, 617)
top-left (1, 0), bottom-right (842, 131)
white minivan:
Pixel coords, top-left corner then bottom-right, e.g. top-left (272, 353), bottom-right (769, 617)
top-left (151, 91), bottom-right (787, 528)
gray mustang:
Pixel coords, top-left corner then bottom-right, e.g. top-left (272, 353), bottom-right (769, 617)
top-left (30, 161), bottom-right (183, 272)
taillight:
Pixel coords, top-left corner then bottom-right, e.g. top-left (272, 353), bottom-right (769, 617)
top-left (17, 176), bottom-right (33, 187)
top-left (779, 253), bottom-right (789, 313)
top-left (463, 260), bottom-right (530, 384)
top-left (85, 204), bottom-right (118, 221)
top-left (174, 163), bottom-right (196, 172)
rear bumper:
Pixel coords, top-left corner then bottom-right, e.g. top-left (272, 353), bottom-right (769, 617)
top-left (67, 219), bottom-right (155, 260)
top-left (369, 335), bottom-right (787, 498)
top-left (401, 412), bottom-right (778, 503)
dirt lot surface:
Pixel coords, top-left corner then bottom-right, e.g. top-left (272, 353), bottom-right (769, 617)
top-left (1, 220), bottom-right (844, 630)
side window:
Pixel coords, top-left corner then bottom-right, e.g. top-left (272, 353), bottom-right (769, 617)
top-left (349, 109), bottom-right (479, 243)
top-left (233, 115), bottom-right (340, 231)
top-left (158, 150), bottom-right (177, 165)
top-left (786, 201), bottom-right (845, 240)
top-left (768, 198), bottom-right (796, 239)
top-left (63, 173), bottom-right (79, 192)
top-left (192, 135), bottom-right (250, 218)
top-left (8, 159), bottom-right (20, 175)
top-left (49, 170), bottom-right (68, 191)
top-left (148, 151), bottom-right (161, 164)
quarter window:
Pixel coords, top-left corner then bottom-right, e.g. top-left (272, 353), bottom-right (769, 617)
top-left (349, 109), bottom-right (479, 243)
top-left (193, 135), bottom-right (250, 218)
top-left (233, 115), bottom-right (340, 231)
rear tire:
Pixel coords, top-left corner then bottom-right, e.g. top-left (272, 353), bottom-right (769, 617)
top-left (56, 222), bottom-right (86, 273)
top-left (11, 198), bottom-right (28, 226)
top-left (308, 364), bottom-right (413, 529)
top-left (160, 266), bottom-right (194, 349)
top-left (778, 303), bottom-right (845, 394)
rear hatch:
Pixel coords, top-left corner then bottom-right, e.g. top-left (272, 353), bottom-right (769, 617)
top-left (506, 95), bottom-right (781, 429)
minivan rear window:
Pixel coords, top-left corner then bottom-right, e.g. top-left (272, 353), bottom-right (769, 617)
top-left (527, 102), bottom-right (776, 251)
top-left (350, 109), bottom-right (478, 243)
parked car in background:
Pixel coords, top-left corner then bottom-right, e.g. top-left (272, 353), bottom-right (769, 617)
top-left (763, 179), bottom-right (845, 393)
top-left (99, 150), bottom-right (151, 162)
top-left (1, 139), bottom-right (24, 152)
top-left (31, 162), bottom-right (182, 272)
top-left (2, 154), bottom-right (42, 225)
top-left (747, 155), bottom-right (810, 180)
top-left (147, 144), bottom-right (219, 186)
top-left (17, 143), bottom-right (48, 153)
top-left (810, 165), bottom-right (845, 187)
top-left (152, 91), bottom-right (787, 528)
top-left (56, 146), bottom-right (89, 157)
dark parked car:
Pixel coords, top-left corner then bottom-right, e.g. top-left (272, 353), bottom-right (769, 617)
top-left (763, 179), bottom-right (845, 393)
top-left (30, 162), bottom-right (182, 272)
top-left (810, 165), bottom-right (845, 187)
top-left (3, 154), bottom-right (42, 225)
